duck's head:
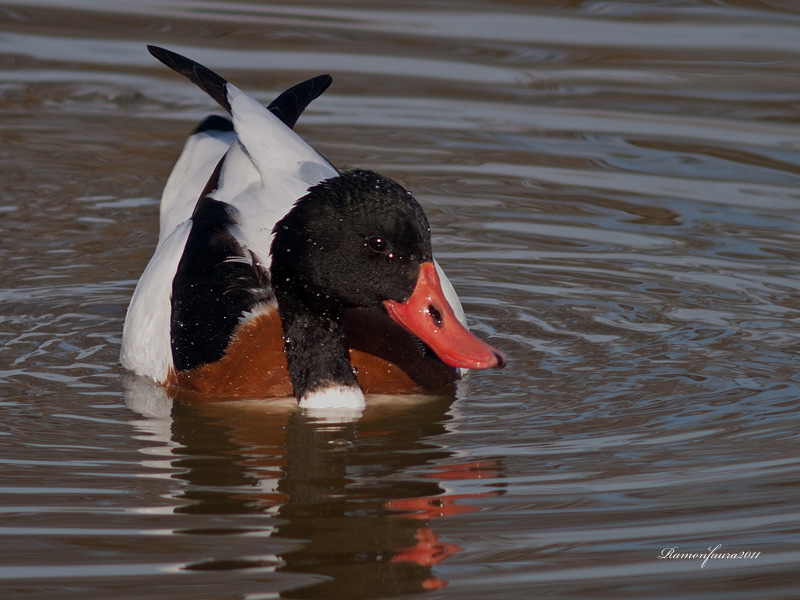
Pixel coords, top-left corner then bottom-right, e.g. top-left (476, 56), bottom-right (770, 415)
top-left (271, 169), bottom-right (506, 371)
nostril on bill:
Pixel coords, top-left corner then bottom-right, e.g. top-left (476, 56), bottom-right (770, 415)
top-left (427, 304), bottom-right (443, 328)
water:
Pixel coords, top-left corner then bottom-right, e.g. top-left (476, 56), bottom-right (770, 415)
top-left (1, 1), bottom-right (799, 598)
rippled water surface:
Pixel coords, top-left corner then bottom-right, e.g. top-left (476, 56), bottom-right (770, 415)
top-left (2, 1), bottom-right (799, 598)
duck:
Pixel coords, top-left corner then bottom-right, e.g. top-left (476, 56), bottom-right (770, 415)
top-left (121, 46), bottom-right (505, 409)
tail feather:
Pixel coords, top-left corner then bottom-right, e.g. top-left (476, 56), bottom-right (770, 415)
top-left (267, 74), bottom-right (332, 129)
top-left (147, 45), bottom-right (332, 130)
top-left (148, 45), bottom-right (231, 113)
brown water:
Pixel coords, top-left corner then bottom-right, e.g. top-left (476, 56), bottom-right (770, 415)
top-left (1, 1), bottom-right (799, 598)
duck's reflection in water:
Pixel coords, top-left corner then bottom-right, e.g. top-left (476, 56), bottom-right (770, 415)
top-left (125, 379), bottom-right (503, 598)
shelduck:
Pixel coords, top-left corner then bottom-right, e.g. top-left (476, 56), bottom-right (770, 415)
top-left (121, 46), bottom-right (505, 409)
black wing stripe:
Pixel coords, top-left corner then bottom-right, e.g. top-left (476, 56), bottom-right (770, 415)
top-left (170, 197), bottom-right (273, 371)
top-left (193, 114), bottom-right (234, 134)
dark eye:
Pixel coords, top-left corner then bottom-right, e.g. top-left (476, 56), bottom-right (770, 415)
top-left (367, 236), bottom-right (389, 254)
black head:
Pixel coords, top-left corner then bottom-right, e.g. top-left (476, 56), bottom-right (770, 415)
top-left (271, 169), bottom-right (432, 312)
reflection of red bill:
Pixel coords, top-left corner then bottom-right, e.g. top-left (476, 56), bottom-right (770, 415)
top-left (388, 492), bottom-right (498, 520)
top-left (384, 262), bottom-right (507, 370)
top-left (390, 527), bottom-right (463, 569)
top-left (385, 459), bottom-right (502, 584)
top-left (426, 460), bottom-right (500, 481)
top-left (421, 577), bottom-right (448, 591)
